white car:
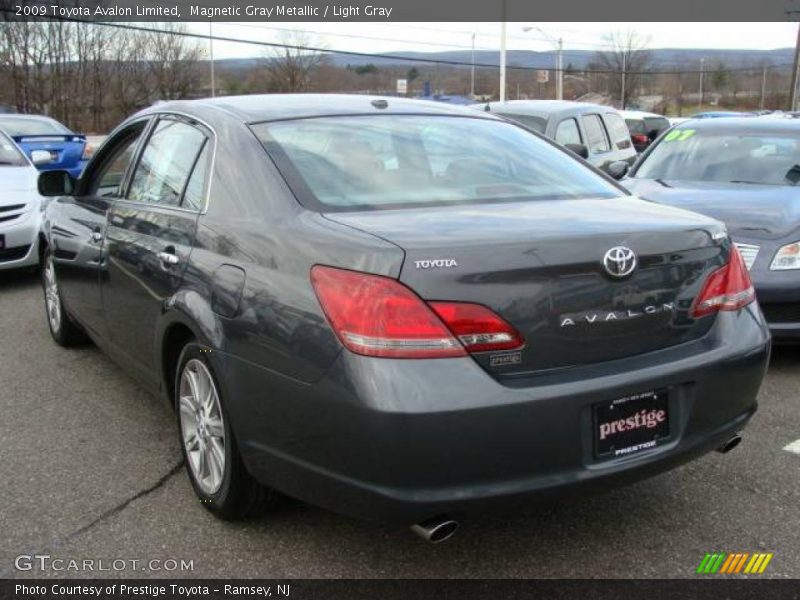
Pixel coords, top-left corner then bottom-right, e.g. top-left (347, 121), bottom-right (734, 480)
top-left (0, 130), bottom-right (47, 270)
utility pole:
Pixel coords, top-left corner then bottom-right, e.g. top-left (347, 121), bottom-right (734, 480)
top-left (620, 53), bottom-right (626, 109)
top-left (209, 22), bottom-right (216, 98)
top-left (470, 32), bottom-right (476, 99)
top-left (500, 3), bottom-right (507, 102)
top-left (698, 57), bottom-right (705, 112)
top-left (790, 23), bottom-right (800, 110)
top-left (556, 37), bottom-right (563, 100)
top-left (760, 66), bottom-right (767, 111)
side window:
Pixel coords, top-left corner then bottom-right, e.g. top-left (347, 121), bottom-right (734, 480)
top-left (182, 141), bottom-right (211, 211)
top-left (581, 114), bottom-right (611, 154)
top-left (127, 118), bottom-right (207, 207)
top-left (604, 113), bottom-right (633, 150)
top-left (87, 128), bottom-right (144, 198)
top-left (555, 118), bottom-right (582, 146)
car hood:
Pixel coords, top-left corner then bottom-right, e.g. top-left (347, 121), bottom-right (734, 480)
top-left (0, 166), bottom-right (38, 203)
top-left (624, 178), bottom-right (800, 240)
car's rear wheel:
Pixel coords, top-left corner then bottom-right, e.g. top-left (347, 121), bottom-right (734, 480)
top-left (41, 247), bottom-right (86, 346)
top-left (175, 343), bottom-right (276, 519)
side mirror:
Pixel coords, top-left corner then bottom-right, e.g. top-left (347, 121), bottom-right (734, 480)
top-left (564, 143), bottom-right (589, 159)
top-left (607, 160), bottom-right (630, 180)
top-left (30, 149), bottom-right (53, 165)
top-left (38, 170), bottom-right (76, 197)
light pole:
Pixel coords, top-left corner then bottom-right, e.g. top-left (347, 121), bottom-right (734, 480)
top-left (470, 32), bottom-right (476, 99)
top-left (522, 26), bottom-right (563, 100)
top-left (698, 57), bottom-right (705, 112)
top-left (500, 19), bottom-right (507, 102)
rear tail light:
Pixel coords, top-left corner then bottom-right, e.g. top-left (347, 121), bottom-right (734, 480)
top-left (631, 134), bottom-right (649, 145)
top-left (691, 246), bottom-right (756, 318)
top-left (310, 265), bottom-right (524, 358)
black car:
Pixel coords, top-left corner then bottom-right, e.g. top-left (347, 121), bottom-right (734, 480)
top-left (625, 117), bottom-right (800, 342)
top-left (37, 95), bottom-right (769, 542)
top-left (620, 110), bottom-right (671, 154)
top-left (475, 100), bottom-right (637, 178)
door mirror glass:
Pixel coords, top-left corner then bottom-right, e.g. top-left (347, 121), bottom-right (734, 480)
top-left (607, 160), bottom-right (630, 180)
top-left (38, 170), bottom-right (75, 196)
top-left (30, 149), bottom-right (53, 165)
top-left (564, 143), bottom-right (589, 159)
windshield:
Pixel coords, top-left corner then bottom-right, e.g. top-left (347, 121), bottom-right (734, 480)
top-left (0, 117), bottom-right (71, 136)
top-left (252, 115), bottom-right (621, 211)
top-left (0, 133), bottom-right (27, 166)
top-left (635, 128), bottom-right (800, 186)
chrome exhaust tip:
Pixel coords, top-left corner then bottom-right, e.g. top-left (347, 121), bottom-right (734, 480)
top-left (411, 516), bottom-right (459, 543)
top-left (716, 433), bottom-right (743, 454)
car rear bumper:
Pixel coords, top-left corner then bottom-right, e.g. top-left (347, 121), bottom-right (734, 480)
top-left (217, 305), bottom-right (770, 524)
top-left (0, 209), bottom-right (40, 270)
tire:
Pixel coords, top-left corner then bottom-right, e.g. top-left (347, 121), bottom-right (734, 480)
top-left (175, 343), bottom-right (276, 520)
top-left (41, 247), bottom-right (87, 347)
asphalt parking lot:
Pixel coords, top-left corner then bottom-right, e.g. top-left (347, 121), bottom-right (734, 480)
top-left (1, 268), bottom-right (799, 579)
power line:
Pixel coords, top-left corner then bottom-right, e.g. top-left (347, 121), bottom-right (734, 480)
top-left (1, 12), bottom-right (795, 76)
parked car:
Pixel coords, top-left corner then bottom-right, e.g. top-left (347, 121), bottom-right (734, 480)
top-left (474, 101), bottom-right (637, 177)
top-left (37, 95), bottom-right (769, 541)
top-left (624, 117), bottom-right (800, 342)
top-left (0, 130), bottom-right (47, 270)
top-left (620, 110), bottom-right (671, 154)
top-left (691, 111), bottom-right (754, 119)
top-left (0, 114), bottom-right (91, 179)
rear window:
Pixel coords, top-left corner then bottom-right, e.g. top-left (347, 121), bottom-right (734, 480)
top-left (491, 113), bottom-right (546, 133)
top-left (625, 119), bottom-right (646, 135)
top-left (0, 117), bottom-right (71, 136)
top-left (581, 114), bottom-right (611, 153)
top-left (252, 115), bottom-right (621, 212)
top-left (644, 117), bottom-right (670, 137)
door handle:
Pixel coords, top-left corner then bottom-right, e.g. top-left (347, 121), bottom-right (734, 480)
top-left (157, 251), bottom-right (180, 266)
top-left (90, 231), bottom-right (103, 243)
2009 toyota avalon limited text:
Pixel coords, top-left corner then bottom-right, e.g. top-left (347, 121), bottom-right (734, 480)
top-left (36, 95), bottom-right (770, 543)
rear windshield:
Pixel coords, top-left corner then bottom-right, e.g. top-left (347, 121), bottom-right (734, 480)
top-left (252, 115), bottom-right (621, 212)
top-left (0, 117), bottom-right (71, 136)
top-left (643, 117), bottom-right (670, 136)
top-left (634, 128), bottom-right (800, 186)
top-left (491, 113), bottom-right (546, 133)
top-left (0, 133), bottom-right (27, 166)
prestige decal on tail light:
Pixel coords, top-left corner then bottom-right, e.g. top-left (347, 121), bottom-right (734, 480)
top-left (310, 265), bottom-right (523, 358)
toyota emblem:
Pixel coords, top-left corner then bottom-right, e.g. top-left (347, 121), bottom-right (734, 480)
top-left (603, 246), bottom-right (637, 278)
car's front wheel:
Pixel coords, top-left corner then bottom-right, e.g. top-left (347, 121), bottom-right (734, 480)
top-left (41, 247), bottom-right (86, 346)
top-left (175, 343), bottom-right (276, 519)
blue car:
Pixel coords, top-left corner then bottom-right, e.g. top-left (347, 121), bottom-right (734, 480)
top-left (691, 111), bottom-right (754, 119)
top-left (0, 115), bottom-right (90, 179)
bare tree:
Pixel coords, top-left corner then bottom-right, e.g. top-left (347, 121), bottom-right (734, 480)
top-left (264, 32), bottom-right (327, 93)
top-left (593, 31), bottom-right (652, 109)
top-left (145, 23), bottom-right (205, 101)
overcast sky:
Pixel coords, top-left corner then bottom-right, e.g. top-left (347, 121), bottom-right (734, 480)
top-left (187, 22), bottom-right (800, 60)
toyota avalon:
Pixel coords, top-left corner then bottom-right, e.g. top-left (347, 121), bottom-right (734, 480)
top-left (36, 95), bottom-right (770, 543)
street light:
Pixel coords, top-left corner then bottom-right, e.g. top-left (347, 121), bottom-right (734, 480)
top-left (698, 57), bottom-right (705, 112)
top-left (470, 32), bottom-right (476, 99)
top-left (522, 26), bottom-right (563, 100)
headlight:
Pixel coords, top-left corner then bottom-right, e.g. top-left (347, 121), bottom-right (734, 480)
top-left (770, 242), bottom-right (800, 270)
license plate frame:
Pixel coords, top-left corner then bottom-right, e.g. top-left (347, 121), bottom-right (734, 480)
top-left (593, 389), bottom-right (669, 458)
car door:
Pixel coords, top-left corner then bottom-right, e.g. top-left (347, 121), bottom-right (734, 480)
top-left (102, 114), bottom-right (212, 384)
top-left (50, 120), bottom-right (148, 337)
top-left (580, 113), bottom-right (613, 171)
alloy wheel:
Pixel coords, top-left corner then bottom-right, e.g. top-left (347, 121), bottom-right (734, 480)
top-left (179, 358), bottom-right (226, 495)
top-left (43, 254), bottom-right (62, 334)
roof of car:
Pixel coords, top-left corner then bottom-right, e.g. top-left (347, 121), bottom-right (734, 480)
top-left (620, 110), bottom-right (666, 120)
top-left (673, 116), bottom-right (800, 133)
top-left (143, 94), bottom-right (494, 124)
top-left (476, 100), bottom-right (617, 120)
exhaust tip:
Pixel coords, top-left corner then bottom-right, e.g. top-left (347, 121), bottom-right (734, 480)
top-left (716, 433), bottom-right (743, 454)
top-left (411, 516), bottom-right (459, 543)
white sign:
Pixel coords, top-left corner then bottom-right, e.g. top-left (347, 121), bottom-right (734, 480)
top-left (536, 70), bottom-right (550, 84)
top-left (397, 79), bottom-right (408, 94)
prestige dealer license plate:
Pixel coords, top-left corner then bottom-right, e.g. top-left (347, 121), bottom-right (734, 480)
top-left (593, 389), bottom-right (669, 458)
